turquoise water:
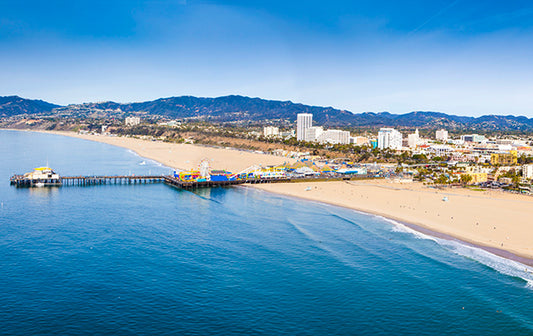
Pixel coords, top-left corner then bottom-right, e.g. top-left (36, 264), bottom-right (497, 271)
top-left (1, 130), bottom-right (533, 335)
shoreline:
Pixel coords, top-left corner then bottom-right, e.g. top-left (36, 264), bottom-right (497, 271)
top-left (252, 180), bottom-right (533, 262)
top-left (20, 129), bottom-right (295, 173)
top-left (6, 128), bottom-right (533, 265)
top-left (247, 185), bottom-right (533, 267)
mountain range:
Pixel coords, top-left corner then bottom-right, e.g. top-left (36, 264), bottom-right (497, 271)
top-left (0, 96), bottom-right (60, 117)
top-left (2, 95), bottom-right (533, 131)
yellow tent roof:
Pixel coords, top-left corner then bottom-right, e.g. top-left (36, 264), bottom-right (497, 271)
top-left (290, 162), bottom-right (306, 169)
top-left (34, 167), bottom-right (52, 171)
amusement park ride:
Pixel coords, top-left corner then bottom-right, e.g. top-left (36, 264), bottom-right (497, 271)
top-left (174, 159), bottom-right (234, 182)
top-left (173, 160), bottom-right (288, 182)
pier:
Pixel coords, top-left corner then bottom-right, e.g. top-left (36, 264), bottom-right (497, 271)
top-left (10, 174), bottom-right (291, 189)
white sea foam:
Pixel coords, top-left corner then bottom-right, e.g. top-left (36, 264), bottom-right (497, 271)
top-left (377, 215), bottom-right (438, 242)
top-left (439, 239), bottom-right (533, 286)
top-left (126, 149), bottom-right (172, 169)
top-left (379, 216), bottom-right (533, 288)
top-left (145, 159), bottom-right (166, 168)
top-left (254, 188), bottom-right (533, 289)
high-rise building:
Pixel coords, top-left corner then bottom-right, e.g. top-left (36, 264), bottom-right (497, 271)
top-left (407, 129), bottom-right (420, 148)
top-left (377, 128), bottom-right (403, 150)
top-left (296, 113), bottom-right (313, 141)
top-left (435, 129), bottom-right (448, 142)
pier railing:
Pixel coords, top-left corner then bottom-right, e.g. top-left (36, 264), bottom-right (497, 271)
top-left (61, 175), bottom-right (165, 186)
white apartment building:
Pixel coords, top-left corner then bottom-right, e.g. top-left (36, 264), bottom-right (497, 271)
top-left (317, 130), bottom-right (351, 144)
top-left (125, 116), bottom-right (141, 126)
top-left (305, 126), bottom-right (323, 142)
top-left (407, 129), bottom-right (420, 148)
top-left (523, 164), bottom-right (533, 179)
top-left (436, 129), bottom-right (448, 142)
top-left (296, 113), bottom-right (313, 141)
top-left (429, 144), bottom-right (453, 157)
top-left (378, 128), bottom-right (403, 150)
top-left (263, 126), bottom-right (279, 137)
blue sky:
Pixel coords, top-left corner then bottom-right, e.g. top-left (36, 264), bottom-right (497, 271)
top-left (1, 0), bottom-right (533, 116)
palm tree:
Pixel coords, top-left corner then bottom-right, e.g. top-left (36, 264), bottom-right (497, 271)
top-left (460, 174), bottom-right (473, 185)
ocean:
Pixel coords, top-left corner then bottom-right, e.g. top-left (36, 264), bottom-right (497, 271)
top-left (1, 130), bottom-right (533, 335)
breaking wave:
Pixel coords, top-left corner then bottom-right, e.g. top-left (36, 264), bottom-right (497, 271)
top-left (379, 216), bottom-right (533, 289)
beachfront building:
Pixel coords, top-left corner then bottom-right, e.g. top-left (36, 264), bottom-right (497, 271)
top-left (296, 113), bottom-right (313, 141)
top-left (407, 129), bottom-right (420, 148)
top-left (491, 150), bottom-right (518, 166)
top-left (463, 166), bottom-right (491, 183)
top-left (317, 130), bottom-right (351, 145)
top-left (377, 128), bottom-right (403, 150)
top-left (460, 172), bottom-right (488, 184)
top-left (436, 129), bottom-right (448, 142)
top-left (305, 126), bottom-right (323, 142)
top-left (522, 164), bottom-right (533, 179)
top-left (263, 126), bottom-right (279, 137)
top-left (125, 116), bottom-right (141, 126)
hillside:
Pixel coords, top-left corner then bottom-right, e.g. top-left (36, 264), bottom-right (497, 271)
top-left (3, 94), bottom-right (533, 131)
top-left (82, 95), bottom-right (355, 126)
top-left (0, 96), bottom-right (60, 117)
top-left (87, 95), bottom-right (533, 131)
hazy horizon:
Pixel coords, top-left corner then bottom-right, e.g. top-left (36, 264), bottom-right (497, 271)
top-left (2, 1), bottom-right (533, 117)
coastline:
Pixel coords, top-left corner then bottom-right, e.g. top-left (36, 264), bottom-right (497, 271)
top-left (252, 180), bottom-right (533, 263)
top-left (7, 128), bottom-right (533, 264)
top-left (249, 184), bottom-right (533, 267)
top-left (251, 185), bottom-right (533, 267)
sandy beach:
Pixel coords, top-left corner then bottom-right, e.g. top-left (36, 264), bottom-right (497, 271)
top-left (44, 131), bottom-right (294, 173)
top-left (253, 180), bottom-right (533, 262)
top-left (28, 130), bottom-right (533, 262)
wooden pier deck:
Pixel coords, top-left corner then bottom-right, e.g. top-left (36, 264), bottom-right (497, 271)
top-left (61, 175), bottom-right (165, 186)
